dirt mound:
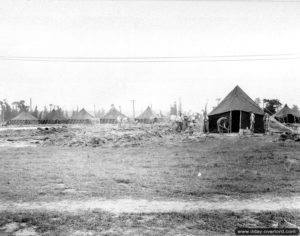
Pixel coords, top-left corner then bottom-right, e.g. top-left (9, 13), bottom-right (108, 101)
top-left (0, 123), bottom-right (209, 148)
top-left (32, 124), bottom-right (181, 148)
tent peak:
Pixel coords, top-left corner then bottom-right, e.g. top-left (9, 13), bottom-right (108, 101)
top-left (209, 86), bottom-right (264, 116)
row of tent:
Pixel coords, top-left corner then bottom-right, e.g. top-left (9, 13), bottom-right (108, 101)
top-left (5, 85), bottom-right (300, 131)
top-left (7, 106), bottom-right (160, 125)
top-left (208, 86), bottom-right (300, 133)
top-left (100, 105), bottom-right (159, 124)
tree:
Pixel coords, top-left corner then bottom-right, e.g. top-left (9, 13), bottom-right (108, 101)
top-left (38, 112), bottom-right (43, 120)
top-left (95, 108), bottom-right (105, 118)
top-left (292, 105), bottom-right (300, 114)
top-left (254, 98), bottom-right (261, 107)
top-left (71, 110), bottom-right (78, 118)
top-left (42, 106), bottom-right (49, 119)
top-left (55, 106), bottom-right (64, 118)
top-left (0, 101), bottom-right (5, 122)
top-left (64, 110), bottom-right (69, 119)
top-left (31, 106), bottom-right (39, 118)
top-left (170, 102), bottom-right (177, 115)
top-left (263, 99), bottom-right (282, 115)
top-left (12, 100), bottom-right (29, 112)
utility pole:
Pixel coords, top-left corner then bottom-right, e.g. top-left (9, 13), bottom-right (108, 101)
top-left (119, 106), bottom-right (122, 113)
top-left (130, 100), bottom-right (136, 119)
top-left (0, 106), bottom-right (3, 123)
top-left (179, 98), bottom-right (182, 115)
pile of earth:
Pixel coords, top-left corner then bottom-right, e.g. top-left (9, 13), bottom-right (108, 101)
top-left (0, 123), bottom-right (207, 148)
top-left (37, 125), bottom-right (180, 148)
top-left (277, 132), bottom-right (300, 142)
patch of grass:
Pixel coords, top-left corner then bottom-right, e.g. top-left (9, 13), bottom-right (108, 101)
top-left (113, 178), bottom-right (131, 184)
top-left (0, 210), bottom-right (299, 236)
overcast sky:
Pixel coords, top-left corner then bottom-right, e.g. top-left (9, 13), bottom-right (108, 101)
top-left (0, 0), bottom-right (299, 115)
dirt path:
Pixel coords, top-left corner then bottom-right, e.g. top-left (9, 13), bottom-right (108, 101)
top-left (1, 196), bottom-right (299, 214)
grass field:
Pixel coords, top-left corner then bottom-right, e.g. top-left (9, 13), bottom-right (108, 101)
top-left (0, 126), bottom-right (299, 235)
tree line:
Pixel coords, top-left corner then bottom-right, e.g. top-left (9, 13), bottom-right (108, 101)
top-left (254, 98), bottom-right (300, 115)
top-left (0, 100), bottom-right (106, 122)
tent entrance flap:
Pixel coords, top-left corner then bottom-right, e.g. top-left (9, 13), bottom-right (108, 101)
top-left (231, 110), bottom-right (240, 132)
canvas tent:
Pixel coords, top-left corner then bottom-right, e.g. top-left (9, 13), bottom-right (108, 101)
top-left (136, 106), bottom-right (159, 124)
top-left (41, 109), bottom-right (67, 124)
top-left (100, 105), bottom-right (127, 124)
top-left (8, 111), bottom-right (38, 125)
top-left (273, 104), bottom-right (299, 123)
top-left (208, 86), bottom-right (265, 133)
top-left (69, 108), bottom-right (97, 124)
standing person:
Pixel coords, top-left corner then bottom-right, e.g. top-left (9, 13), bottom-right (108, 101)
top-left (182, 115), bottom-right (189, 131)
top-left (117, 115), bottom-right (122, 128)
top-left (250, 112), bottom-right (255, 134)
top-left (175, 113), bottom-right (183, 132)
top-left (188, 122), bottom-right (194, 135)
top-left (203, 115), bottom-right (209, 133)
top-left (263, 112), bottom-right (270, 134)
top-left (205, 116), bottom-right (209, 133)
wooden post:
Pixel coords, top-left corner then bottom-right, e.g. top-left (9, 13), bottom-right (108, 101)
top-left (239, 110), bottom-right (242, 130)
top-left (229, 111), bottom-right (232, 133)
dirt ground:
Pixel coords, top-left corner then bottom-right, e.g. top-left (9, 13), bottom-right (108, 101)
top-left (0, 124), bottom-right (299, 235)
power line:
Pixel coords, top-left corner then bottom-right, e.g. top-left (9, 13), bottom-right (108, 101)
top-left (68, 0), bottom-right (300, 2)
top-left (0, 54), bottom-right (300, 63)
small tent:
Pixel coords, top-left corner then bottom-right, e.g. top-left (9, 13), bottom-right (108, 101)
top-left (100, 105), bottom-right (127, 124)
top-left (208, 86), bottom-right (265, 133)
top-left (273, 104), bottom-right (299, 123)
top-left (8, 111), bottom-right (38, 125)
top-left (41, 109), bottom-right (67, 124)
top-left (69, 108), bottom-right (96, 124)
top-left (136, 106), bottom-right (159, 124)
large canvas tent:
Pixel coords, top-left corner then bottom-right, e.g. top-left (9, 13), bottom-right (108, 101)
top-left (8, 111), bottom-right (38, 125)
top-left (69, 108), bottom-right (97, 124)
top-left (273, 104), bottom-right (299, 123)
top-left (100, 106), bottom-right (127, 124)
top-left (208, 86), bottom-right (265, 133)
top-left (136, 106), bottom-right (159, 124)
top-left (41, 109), bottom-right (67, 124)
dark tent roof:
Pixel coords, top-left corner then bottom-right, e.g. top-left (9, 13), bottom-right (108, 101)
top-left (209, 85), bottom-right (264, 116)
top-left (71, 108), bottom-right (94, 120)
top-left (45, 109), bottom-right (66, 120)
top-left (102, 106), bottom-right (126, 119)
top-left (136, 106), bottom-right (158, 120)
top-left (11, 111), bottom-right (38, 121)
top-left (274, 104), bottom-right (299, 118)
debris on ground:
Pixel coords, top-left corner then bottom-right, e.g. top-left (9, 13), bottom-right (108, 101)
top-left (0, 222), bottom-right (39, 236)
top-left (0, 222), bottom-right (19, 233)
top-left (277, 132), bottom-right (300, 142)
